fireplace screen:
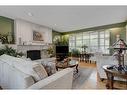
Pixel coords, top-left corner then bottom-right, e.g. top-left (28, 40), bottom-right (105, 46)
top-left (27, 50), bottom-right (41, 60)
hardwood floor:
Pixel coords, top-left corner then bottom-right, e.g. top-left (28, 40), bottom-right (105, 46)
top-left (78, 61), bottom-right (127, 89)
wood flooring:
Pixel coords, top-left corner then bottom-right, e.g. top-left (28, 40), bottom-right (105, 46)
top-left (77, 61), bottom-right (127, 89)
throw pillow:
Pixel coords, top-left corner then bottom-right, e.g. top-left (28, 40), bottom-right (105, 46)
top-left (33, 64), bottom-right (48, 80)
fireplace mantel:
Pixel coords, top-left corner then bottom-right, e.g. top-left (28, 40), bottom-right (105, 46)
top-left (18, 44), bottom-right (48, 49)
top-left (17, 44), bottom-right (48, 52)
top-left (17, 44), bottom-right (49, 58)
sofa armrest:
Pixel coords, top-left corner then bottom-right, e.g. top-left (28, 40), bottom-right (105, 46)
top-left (28, 68), bottom-right (73, 89)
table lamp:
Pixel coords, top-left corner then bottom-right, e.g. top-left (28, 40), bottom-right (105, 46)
top-left (111, 37), bottom-right (127, 71)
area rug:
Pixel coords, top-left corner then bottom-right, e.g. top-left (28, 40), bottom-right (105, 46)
top-left (72, 67), bottom-right (94, 89)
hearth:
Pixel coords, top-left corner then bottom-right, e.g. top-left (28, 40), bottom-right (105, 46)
top-left (27, 50), bottom-right (41, 60)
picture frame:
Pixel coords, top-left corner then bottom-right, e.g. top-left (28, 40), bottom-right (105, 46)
top-left (33, 30), bottom-right (44, 41)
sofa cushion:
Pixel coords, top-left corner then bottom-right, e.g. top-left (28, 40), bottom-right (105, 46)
top-left (43, 62), bottom-right (56, 76)
top-left (0, 54), bottom-right (48, 82)
top-left (34, 59), bottom-right (56, 76)
top-left (33, 64), bottom-right (48, 80)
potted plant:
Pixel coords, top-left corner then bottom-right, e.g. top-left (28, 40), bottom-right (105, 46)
top-left (0, 45), bottom-right (24, 57)
top-left (47, 46), bottom-right (54, 57)
top-left (53, 35), bottom-right (69, 46)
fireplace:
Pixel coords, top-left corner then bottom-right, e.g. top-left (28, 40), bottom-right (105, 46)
top-left (27, 50), bottom-right (41, 60)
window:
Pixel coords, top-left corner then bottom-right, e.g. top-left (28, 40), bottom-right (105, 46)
top-left (89, 31), bottom-right (98, 52)
top-left (69, 34), bottom-right (76, 52)
top-left (83, 32), bottom-right (90, 46)
top-left (99, 30), bottom-right (110, 54)
top-left (69, 30), bottom-right (110, 54)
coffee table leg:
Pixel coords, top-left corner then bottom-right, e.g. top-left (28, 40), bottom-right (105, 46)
top-left (76, 64), bottom-right (78, 73)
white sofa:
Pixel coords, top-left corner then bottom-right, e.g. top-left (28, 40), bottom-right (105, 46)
top-left (0, 54), bottom-right (73, 89)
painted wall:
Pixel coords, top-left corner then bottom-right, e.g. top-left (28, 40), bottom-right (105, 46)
top-left (110, 27), bottom-right (126, 46)
top-left (52, 30), bottom-right (62, 41)
top-left (62, 22), bottom-right (126, 46)
top-left (15, 19), bottom-right (52, 45)
top-left (52, 30), bottom-right (62, 44)
top-left (0, 16), bottom-right (14, 44)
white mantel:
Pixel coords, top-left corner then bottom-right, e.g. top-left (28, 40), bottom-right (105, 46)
top-left (17, 45), bottom-right (48, 50)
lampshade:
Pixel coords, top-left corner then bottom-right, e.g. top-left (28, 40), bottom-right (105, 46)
top-left (112, 39), bottom-right (126, 49)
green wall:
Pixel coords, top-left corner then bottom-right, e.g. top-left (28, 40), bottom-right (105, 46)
top-left (52, 30), bottom-right (62, 44)
top-left (110, 27), bottom-right (126, 46)
top-left (63, 22), bottom-right (126, 34)
top-left (0, 16), bottom-right (14, 44)
top-left (52, 30), bottom-right (62, 39)
top-left (62, 22), bottom-right (126, 47)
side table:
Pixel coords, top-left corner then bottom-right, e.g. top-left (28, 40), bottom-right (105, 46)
top-left (103, 65), bottom-right (127, 89)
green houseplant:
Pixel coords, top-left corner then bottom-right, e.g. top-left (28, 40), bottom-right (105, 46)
top-left (71, 49), bottom-right (80, 57)
top-left (53, 35), bottom-right (69, 46)
top-left (0, 45), bottom-right (24, 57)
top-left (47, 45), bottom-right (55, 57)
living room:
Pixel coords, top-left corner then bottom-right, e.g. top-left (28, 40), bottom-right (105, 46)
top-left (0, 4), bottom-right (127, 92)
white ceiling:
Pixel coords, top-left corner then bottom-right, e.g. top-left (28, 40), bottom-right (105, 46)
top-left (0, 6), bottom-right (127, 32)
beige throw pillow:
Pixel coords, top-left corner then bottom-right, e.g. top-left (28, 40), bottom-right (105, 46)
top-left (33, 64), bottom-right (48, 80)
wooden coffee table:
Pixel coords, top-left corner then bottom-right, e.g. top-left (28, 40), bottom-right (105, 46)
top-left (56, 59), bottom-right (79, 73)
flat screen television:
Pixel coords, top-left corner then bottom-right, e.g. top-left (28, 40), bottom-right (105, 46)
top-left (56, 46), bottom-right (69, 54)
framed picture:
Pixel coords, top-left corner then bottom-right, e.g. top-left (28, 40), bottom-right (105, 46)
top-left (33, 31), bottom-right (44, 41)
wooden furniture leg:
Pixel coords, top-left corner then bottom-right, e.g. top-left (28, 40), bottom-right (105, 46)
top-left (76, 64), bottom-right (78, 73)
top-left (105, 72), bottom-right (114, 89)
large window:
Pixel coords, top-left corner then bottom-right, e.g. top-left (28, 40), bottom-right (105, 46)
top-left (69, 34), bottom-right (76, 52)
top-left (69, 30), bottom-right (110, 54)
top-left (89, 31), bottom-right (99, 52)
top-left (75, 33), bottom-right (83, 52)
top-left (99, 30), bottom-right (110, 54)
